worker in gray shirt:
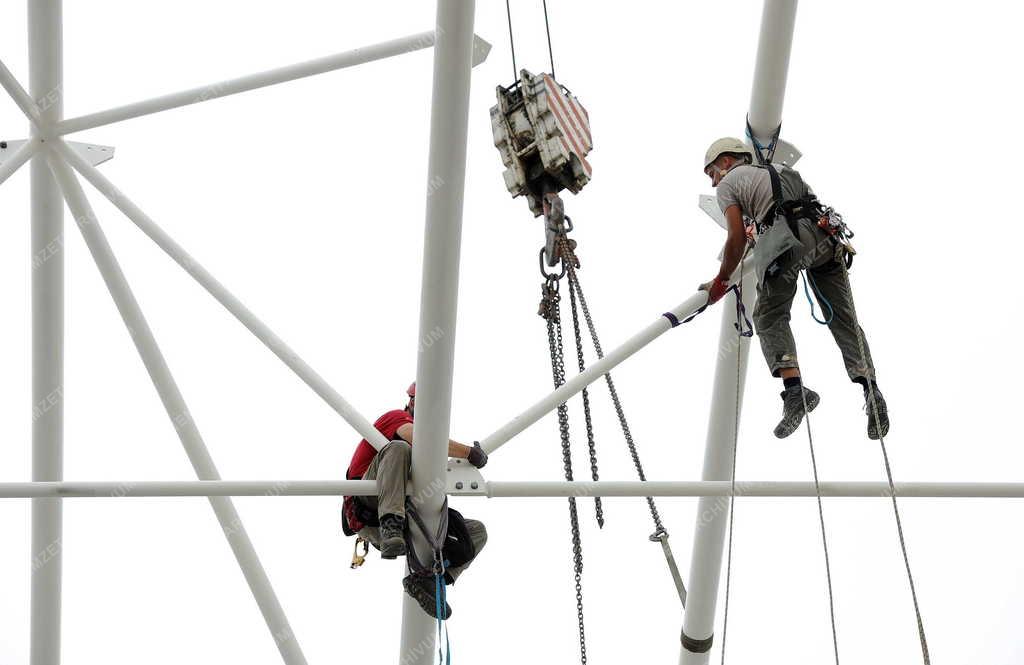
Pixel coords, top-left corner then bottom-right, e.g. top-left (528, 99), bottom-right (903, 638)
top-left (699, 137), bottom-right (888, 440)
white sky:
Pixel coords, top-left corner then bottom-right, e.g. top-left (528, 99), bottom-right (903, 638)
top-left (1, 2), bottom-right (1022, 664)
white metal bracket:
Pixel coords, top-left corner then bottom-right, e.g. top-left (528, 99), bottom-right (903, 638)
top-left (472, 35), bottom-right (492, 67)
top-left (446, 457), bottom-right (486, 496)
top-left (699, 194), bottom-right (727, 230)
top-left (0, 139), bottom-right (115, 168)
top-left (770, 139), bottom-right (801, 167)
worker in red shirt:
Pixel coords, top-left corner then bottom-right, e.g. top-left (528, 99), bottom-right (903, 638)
top-left (344, 382), bottom-right (488, 618)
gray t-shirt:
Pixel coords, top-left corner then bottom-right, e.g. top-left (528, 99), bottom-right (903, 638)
top-left (716, 164), bottom-right (814, 235)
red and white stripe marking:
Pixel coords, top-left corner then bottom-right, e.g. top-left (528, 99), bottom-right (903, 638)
top-left (542, 74), bottom-right (592, 177)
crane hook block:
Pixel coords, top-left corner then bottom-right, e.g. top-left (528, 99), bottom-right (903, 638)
top-left (490, 70), bottom-right (594, 217)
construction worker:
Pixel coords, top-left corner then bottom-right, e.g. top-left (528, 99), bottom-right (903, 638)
top-left (700, 137), bottom-right (889, 440)
top-left (343, 382), bottom-right (489, 618)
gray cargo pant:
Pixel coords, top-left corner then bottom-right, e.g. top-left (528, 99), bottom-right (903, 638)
top-left (358, 439), bottom-right (487, 582)
top-left (753, 217), bottom-right (875, 382)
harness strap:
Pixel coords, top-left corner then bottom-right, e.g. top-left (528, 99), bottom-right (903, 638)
top-left (669, 285), bottom-right (753, 336)
top-left (745, 117), bottom-right (780, 166)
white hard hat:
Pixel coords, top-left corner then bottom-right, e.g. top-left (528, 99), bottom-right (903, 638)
top-left (704, 137), bottom-right (752, 170)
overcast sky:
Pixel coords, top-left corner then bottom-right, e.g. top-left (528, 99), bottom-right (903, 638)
top-left (1, 2), bottom-right (1022, 664)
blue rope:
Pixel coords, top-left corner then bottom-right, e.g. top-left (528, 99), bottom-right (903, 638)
top-left (434, 562), bottom-right (450, 664)
top-left (801, 270), bottom-right (834, 325)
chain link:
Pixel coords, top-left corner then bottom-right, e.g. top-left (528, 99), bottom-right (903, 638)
top-left (566, 264), bottom-right (604, 527)
top-left (567, 268), bottom-right (667, 535)
top-left (541, 275), bottom-right (588, 665)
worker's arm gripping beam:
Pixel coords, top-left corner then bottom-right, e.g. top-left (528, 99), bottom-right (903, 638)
top-left (53, 31), bottom-right (491, 136)
top-left (479, 289), bottom-right (711, 454)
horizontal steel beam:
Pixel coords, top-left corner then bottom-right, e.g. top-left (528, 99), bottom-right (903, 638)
top-left (54, 31), bottom-right (491, 135)
top-left (2, 480), bottom-right (1022, 499)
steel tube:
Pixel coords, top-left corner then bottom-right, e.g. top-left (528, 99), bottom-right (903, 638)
top-left (486, 481), bottom-right (1024, 499)
top-left (480, 291), bottom-right (709, 454)
top-left (55, 30), bottom-right (444, 135)
top-left (54, 140), bottom-right (389, 450)
top-left (679, 273), bottom-right (755, 665)
top-left (680, 2), bottom-right (799, 661)
top-left (399, 2), bottom-right (477, 663)
top-left (47, 154), bottom-right (308, 665)
top-left (747, 0), bottom-right (799, 144)
top-left (0, 139), bottom-right (40, 187)
top-left (0, 57), bottom-right (44, 127)
top-left (2, 479), bottom-right (1022, 499)
top-left (28, 3), bottom-right (64, 663)
top-left (1, 480), bottom-right (378, 498)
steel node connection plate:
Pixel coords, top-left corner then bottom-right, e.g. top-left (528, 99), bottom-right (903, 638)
top-left (0, 139), bottom-right (115, 168)
top-left (446, 457), bottom-right (486, 496)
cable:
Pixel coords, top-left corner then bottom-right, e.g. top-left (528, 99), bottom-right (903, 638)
top-left (542, 0), bottom-right (556, 78)
top-left (719, 257), bottom-right (746, 665)
top-left (799, 385), bottom-right (842, 665)
top-left (505, 0), bottom-right (518, 84)
top-left (838, 257), bottom-right (931, 664)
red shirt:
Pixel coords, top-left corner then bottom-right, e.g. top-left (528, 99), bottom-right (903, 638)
top-left (346, 409), bottom-right (414, 479)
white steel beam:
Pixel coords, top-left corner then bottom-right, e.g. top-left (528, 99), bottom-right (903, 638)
top-left (46, 153), bottom-right (308, 665)
top-left (399, 2), bottom-right (477, 663)
top-left (0, 56), bottom-right (44, 128)
top-left (679, 273), bottom-right (756, 664)
top-left (680, 2), bottom-right (799, 663)
top-left (747, 0), bottom-right (799, 144)
top-left (3, 479), bottom-right (1024, 499)
top-left (28, 3), bottom-right (64, 664)
top-left (0, 137), bottom-right (40, 186)
top-left (53, 139), bottom-right (389, 451)
top-left (54, 31), bottom-right (490, 136)
top-left (480, 290), bottom-right (710, 454)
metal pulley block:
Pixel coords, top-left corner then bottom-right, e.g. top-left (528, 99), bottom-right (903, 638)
top-left (490, 70), bottom-right (593, 216)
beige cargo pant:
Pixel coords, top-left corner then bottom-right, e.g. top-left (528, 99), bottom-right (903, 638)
top-left (358, 440), bottom-right (487, 583)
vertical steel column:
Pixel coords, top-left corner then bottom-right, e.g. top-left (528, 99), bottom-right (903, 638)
top-left (747, 0), bottom-right (799, 144)
top-left (28, 3), bottom-right (64, 664)
top-left (679, 3), bottom-right (798, 662)
top-left (678, 274), bottom-right (755, 664)
top-left (397, 1), bottom-right (476, 663)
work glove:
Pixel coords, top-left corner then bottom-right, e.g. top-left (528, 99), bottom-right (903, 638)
top-left (467, 441), bottom-right (488, 469)
top-left (699, 276), bottom-right (731, 305)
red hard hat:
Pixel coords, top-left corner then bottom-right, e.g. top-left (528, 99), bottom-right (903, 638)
top-left (407, 382), bottom-right (416, 397)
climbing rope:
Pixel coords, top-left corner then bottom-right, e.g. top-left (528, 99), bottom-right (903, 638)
top-left (798, 380), bottom-right (842, 665)
top-left (718, 253), bottom-right (747, 665)
top-left (838, 254), bottom-right (931, 664)
top-left (801, 270), bottom-right (834, 325)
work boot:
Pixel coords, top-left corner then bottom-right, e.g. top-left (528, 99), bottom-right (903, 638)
top-left (773, 385), bottom-right (820, 439)
top-left (403, 573), bottom-right (452, 620)
top-left (378, 514), bottom-right (406, 560)
top-left (863, 385), bottom-right (890, 440)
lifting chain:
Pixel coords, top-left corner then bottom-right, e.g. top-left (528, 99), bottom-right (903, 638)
top-left (566, 261), bottom-right (688, 606)
top-left (540, 273), bottom-right (589, 665)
